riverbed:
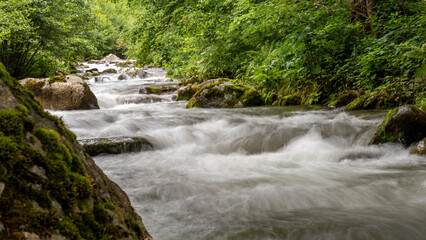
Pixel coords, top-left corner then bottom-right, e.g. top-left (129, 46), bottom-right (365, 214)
top-left (53, 63), bottom-right (426, 240)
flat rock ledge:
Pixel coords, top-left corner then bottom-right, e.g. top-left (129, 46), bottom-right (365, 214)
top-left (79, 137), bottom-right (154, 156)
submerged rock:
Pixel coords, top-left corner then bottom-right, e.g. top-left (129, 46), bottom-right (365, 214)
top-left (79, 137), bottom-right (154, 156)
top-left (186, 80), bottom-right (264, 108)
top-left (370, 105), bottom-right (426, 147)
top-left (410, 138), bottom-right (426, 155)
top-left (20, 75), bottom-right (99, 110)
top-left (0, 63), bottom-right (152, 239)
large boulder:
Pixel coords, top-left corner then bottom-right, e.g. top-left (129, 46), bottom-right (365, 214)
top-left (20, 75), bottom-right (99, 110)
top-left (370, 105), bottom-right (426, 147)
top-left (79, 137), bottom-right (153, 156)
top-left (176, 78), bottom-right (229, 101)
top-left (186, 80), bottom-right (264, 108)
top-left (0, 63), bottom-right (151, 239)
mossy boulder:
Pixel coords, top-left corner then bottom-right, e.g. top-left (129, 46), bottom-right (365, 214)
top-left (79, 137), bottom-right (153, 156)
top-left (186, 81), bottom-right (264, 108)
top-left (410, 138), bottom-right (426, 155)
top-left (176, 84), bottom-right (199, 101)
top-left (370, 105), bottom-right (426, 147)
top-left (0, 65), bottom-right (152, 239)
top-left (21, 75), bottom-right (99, 110)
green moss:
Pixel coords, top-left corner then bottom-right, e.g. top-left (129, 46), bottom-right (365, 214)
top-left (370, 108), bottom-right (400, 143)
top-left (58, 217), bottom-right (81, 240)
top-left (176, 85), bottom-right (198, 101)
top-left (125, 218), bottom-right (144, 237)
top-left (277, 93), bottom-right (302, 106)
top-left (67, 129), bottom-right (77, 143)
top-left (0, 110), bottom-right (25, 139)
top-left (242, 89), bottom-right (264, 106)
top-left (345, 96), bottom-right (366, 110)
top-left (23, 79), bottom-right (45, 95)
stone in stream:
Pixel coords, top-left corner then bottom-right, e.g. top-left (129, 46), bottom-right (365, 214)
top-left (186, 79), bottom-right (264, 108)
top-left (410, 138), bottom-right (426, 155)
top-left (139, 86), bottom-right (177, 95)
top-left (127, 69), bottom-right (147, 78)
top-left (79, 137), bottom-right (154, 156)
top-left (101, 68), bottom-right (118, 74)
top-left (85, 68), bottom-right (99, 73)
top-left (118, 73), bottom-right (128, 80)
top-left (370, 105), bottom-right (426, 147)
top-left (20, 75), bottom-right (99, 110)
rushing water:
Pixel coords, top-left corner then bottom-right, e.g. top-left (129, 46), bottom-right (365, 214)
top-left (53, 62), bottom-right (426, 240)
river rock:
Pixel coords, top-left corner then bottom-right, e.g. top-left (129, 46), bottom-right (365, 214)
top-left (370, 105), bottom-right (426, 147)
top-left (102, 68), bottom-right (117, 74)
top-left (85, 68), bottom-right (99, 73)
top-left (0, 64), bottom-right (152, 239)
top-left (118, 74), bottom-right (128, 80)
top-left (186, 80), bottom-right (264, 108)
top-left (127, 69), bottom-right (147, 78)
top-left (410, 138), bottom-right (426, 155)
top-left (139, 86), bottom-right (177, 95)
top-left (79, 137), bottom-right (154, 156)
top-left (176, 84), bottom-right (199, 101)
top-left (20, 75), bottom-right (99, 110)
top-left (101, 53), bottom-right (121, 63)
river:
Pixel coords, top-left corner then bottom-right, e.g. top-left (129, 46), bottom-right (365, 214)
top-left (52, 62), bottom-right (426, 240)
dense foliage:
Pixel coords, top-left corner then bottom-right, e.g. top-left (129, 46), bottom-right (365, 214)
top-left (126, 0), bottom-right (425, 106)
top-left (0, 0), bottom-right (132, 78)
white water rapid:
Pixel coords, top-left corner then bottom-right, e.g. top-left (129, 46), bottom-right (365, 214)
top-left (52, 62), bottom-right (426, 240)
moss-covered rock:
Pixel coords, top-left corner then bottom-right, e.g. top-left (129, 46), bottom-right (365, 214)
top-left (0, 64), bottom-right (152, 239)
top-left (79, 137), bottom-right (153, 156)
top-left (410, 138), bottom-right (426, 155)
top-left (330, 90), bottom-right (360, 108)
top-left (176, 84), bottom-right (199, 101)
top-left (370, 105), bottom-right (426, 147)
top-left (21, 75), bottom-right (99, 110)
top-left (186, 81), bottom-right (264, 108)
